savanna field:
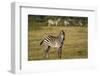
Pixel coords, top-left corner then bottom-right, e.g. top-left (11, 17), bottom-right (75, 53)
top-left (28, 26), bottom-right (88, 60)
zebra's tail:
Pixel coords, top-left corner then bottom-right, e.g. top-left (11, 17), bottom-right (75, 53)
top-left (40, 40), bottom-right (44, 45)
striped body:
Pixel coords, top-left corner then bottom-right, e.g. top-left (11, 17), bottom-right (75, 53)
top-left (43, 35), bottom-right (62, 48)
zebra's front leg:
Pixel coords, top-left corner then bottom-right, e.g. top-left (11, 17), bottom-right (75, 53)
top-left (44, 46), bottom-right (50, 58)
top-left (57, 47), bottom-right (62, 59)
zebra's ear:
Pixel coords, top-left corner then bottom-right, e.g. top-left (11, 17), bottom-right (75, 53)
top-left (61, 30), bottom-right (65, 35)
top-left (62, 30), bottom-right (65, 40)
top-left (61, 30), bottom-right (64, 32)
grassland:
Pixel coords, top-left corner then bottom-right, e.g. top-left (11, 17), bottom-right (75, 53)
top-left (28, 26), bottom-right (88, 61)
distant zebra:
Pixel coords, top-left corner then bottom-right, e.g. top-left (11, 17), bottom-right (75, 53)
top-left (48, 18), bottom-right (61, 26)
top-left (79, 21), bottom-right (83, 26)
top-left (48, 19), bottom-right (54, 27)
top-left (55, 18), bottom-right (61, 26)
top-left (64, 20), bottom-right (70, 27)
top-left (40, 30), bottom-right (65, 59)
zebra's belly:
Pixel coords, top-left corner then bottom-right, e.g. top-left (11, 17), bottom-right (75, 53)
top-left (50, 42), bottom-right (61, 48)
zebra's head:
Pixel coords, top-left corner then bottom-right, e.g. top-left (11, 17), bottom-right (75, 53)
top-left (59, 30), bottom-right (65, 42)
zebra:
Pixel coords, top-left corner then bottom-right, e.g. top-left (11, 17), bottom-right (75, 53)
top-left (79, 20), bottom-right (83, 27)
top-left (64, 20), bottom-right (70, 27)
top-left (48, 19), bottom-right (54, 27)
top-left (55, 18), bottom-right (61, 26)
top-left (48, 18), bottom-right (61, 27)
top-left (40, 30), bottom-right (65, 59)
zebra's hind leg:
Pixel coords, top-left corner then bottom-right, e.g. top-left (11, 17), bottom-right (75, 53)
top-left (44, 46), bottom-right (50, 58)
top-left (57, 47), bottom-right (62, 59)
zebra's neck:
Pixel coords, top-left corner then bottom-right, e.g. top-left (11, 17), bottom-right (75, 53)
top-left (58, 34), bottom-right (64, 43)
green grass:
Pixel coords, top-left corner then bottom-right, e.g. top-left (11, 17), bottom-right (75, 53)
top-left (28, 26), bottom-right (88, 61)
